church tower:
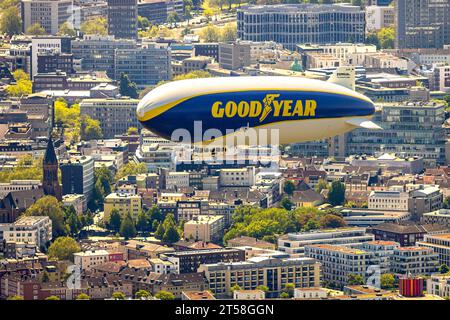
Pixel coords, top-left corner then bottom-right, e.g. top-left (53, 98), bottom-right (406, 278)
top-left (42, 135), bottom-right (62, 200)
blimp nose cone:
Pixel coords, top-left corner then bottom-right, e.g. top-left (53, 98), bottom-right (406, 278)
top-left (136, 100), bottom-right (146, 119)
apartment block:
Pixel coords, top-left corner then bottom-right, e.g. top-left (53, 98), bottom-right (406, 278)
top-left (0, 216), bottom-right (52, 249)
top-left (74, 250), bottom-right (124, 271)
top-left (304, 244), bottom-right (374, 289)
top-left (107, 0), bottom-right (138, 40)
top-left (21, 0), bottom-right (73, 35)
top-left (198, 255), bottom-right (321, 298)
top-left (417, 234), bottom-right (450, 267)
top-left (104, 193), bottom-right (142, 221)
top-left (60, 156), bottom-right (95, 202)
top-left (368, 190), bottom-right (409, 211)
top-left (389, 246), bottom-right (439, 275)
top-left (183, 215), bottom-right (225, 243)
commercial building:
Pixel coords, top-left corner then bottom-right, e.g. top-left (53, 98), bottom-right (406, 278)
top-left (21, 0), bottom-right (73, 35)
top-left (417, 234), bottom-right (450, 267)
top-left (346, 101), bottom-right (447, 167)
top-left (408, 185), bottom-right (443, 220)
top-left (31, 36), bottom-right (72, 79)
top-left (104, 193), bottom-right (142, 221)
top-left (237, 4), bottom-right (365, 50)
top-left (79, 98), bottom-right (140, 139)
top-left (0, 216), bottom-right (52, 249)
top-left (340, 209), bottom-right (410, 227)
top-left (183, 215), bottom-right (225, 243)
top-left (60, 156), bottom-right (95, 202)
top-left (114, 43), bottom-right (172, 88)
top-left (134, 143), bottom-right (175, 172)
top-left (218, 42), bottom-right (251, 71)
top-left (74, 250), bottom-right (124, 271)
top-left (278, 227), bottom-right (374, 256)
top-left (389, 246), bottom-right (439, 275)
top-left (365, 5), bottom-right (394, 32)
top-left (198, 255), bottom-right (321, 298)
top-left (219, 167), bottom-right (255, 188)
top-left (422, 209), bottom-right (450, 228)
top-left (163, 248), bottom-right (245, 274)
top-left (137, 0), bottom-right (184, 24)
top-left (361, 241), bottom-right (399, 274)
top-left (395, 0), bottom-right (450, 49)
top-left (368, 190), bottom-right (409, 211)
top-left (304, 244), bottom-right (374, 289)
top-left (107, 0), bottom-right (138, 40)
top-left (71, 35), bottom-right (136, 78)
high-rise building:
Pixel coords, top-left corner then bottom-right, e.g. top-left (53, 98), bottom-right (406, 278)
top-left (237, 4), bottom-right (366, 50)
top-left (31, 36), bottom-right (72, 79)
top-left (21, 0), bottom-right (74, 35)
top-left (42, 136), bottom-right (62, 200)
top-left (71, 35), bottom-right (136, 78)
top-left (395, 0), bottom-right (450, 49)
top-left (137, 0), bottom-right (184, 24)
top-left (114, 43), bottom-right (172, 88)
top-left (79, 97), bottom-right (141, 139)
top-left (60, 156), bottom-right (95, 202)
top-left (107, 0), bottom-right (138, 40)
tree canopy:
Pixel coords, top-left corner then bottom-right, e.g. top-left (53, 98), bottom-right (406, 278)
top-left (0, 6), bottom-right (22, 36)
top-left (25, 23), bottom-right (47, 36)
top-left (81, 17), bottom-right (107, 35)
top-left (327, 180), bottom-right (345, 206)
top-left (6, 70), bottom-right (32, 97)
top-left (47, 236), bottom-right (80, 261)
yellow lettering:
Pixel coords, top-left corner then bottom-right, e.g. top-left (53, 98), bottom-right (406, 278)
top-left (249, 101), bottom-right (262, 117)
top-left (237, 101), bottom-right (250, 117)
top-left (225, 101), bottom-right (237, 117)
top-left (272, 100), bottom-right (283, 117)
top-left (292, 100), bottom-right (303, 116)
top-left (304, 100), bottom-right (317, 116)
top-left (282, 100), bottom-right (293, 117)
top-left (211, 101), bottom-right (224, 118)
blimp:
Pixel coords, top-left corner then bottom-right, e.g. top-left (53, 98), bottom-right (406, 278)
top-left (137, 67), bottom-right (381, 146)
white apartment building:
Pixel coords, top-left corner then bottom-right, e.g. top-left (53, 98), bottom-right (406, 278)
top-left (74, 250), bottom-right (110, 271)
top-left (149, 258), bottom-right (176, 274)
top-left (368, 190), bottom-right (409, 211)
top-left (166, 172), bottom-right (190, 190)
top-left (219, 167), bottom-right (255, 187)
top-left (134, 143), bottom-right (175, 173)
top-left (361, 241), bottom-right (400, 274)
top-left (422, 209), bottom-right (450, 228)
top-left (427, 275), bottom-right (450, 298)
top-left (365, 5), bottom-right (395, 32)
top-left (62, 194), bottom-right (86, 215)
top-left (233, 290), bottom-right (265, 300)
top-left (390, 247), bottom-right (439, 275)
top-left (294, 288), bottom-right (328, 299)
top-left (184, 215), bottom-right (225, 243)
top-left (417, 234), bottom-right (450, 267)
top-left (277, 227), bottom-right (374, 256)
top-left (304, 244), bottom-right (374, 289)
top-left (0, 216), bottom-right (52, 249)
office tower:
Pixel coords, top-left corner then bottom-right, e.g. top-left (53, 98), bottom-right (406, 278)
top-left (107, 0), bottom-right (138, 39)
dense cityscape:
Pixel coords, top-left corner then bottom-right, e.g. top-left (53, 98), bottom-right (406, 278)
top-left (0, 0), bottom-right (450, 304)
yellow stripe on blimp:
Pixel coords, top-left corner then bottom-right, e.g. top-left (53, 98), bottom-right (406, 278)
top-left (137, 88), bottom-right (373, 122)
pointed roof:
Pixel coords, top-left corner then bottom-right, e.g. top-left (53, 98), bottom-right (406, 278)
top-left (44, 136), bottom-right (58, 165)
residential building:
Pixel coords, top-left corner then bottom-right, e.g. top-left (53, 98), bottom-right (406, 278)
top-left (0, 180), bottom-right (41, 198)
top-left (114, 43), bottom-right (172, 88)
top-left (426, 274), bottom-right (450, 298)
top-left (218, 42), bottom-right (251, 71)
top-left (62, 194), bottom-right (86, 215)
top-left (417, 234), bottom-right (450, 266)
top-left (107, 0), bottom-right (138, 40)
top-left (408, 185), bottom-right (443, 220)
top-left (164, 248), bottom-right (245, 274)
top-left (79, 98), bottom-right (140, 139)
top-left (294, 287), bottom-right (328, 299)
top-left (233, 290), bottom-right (265, 300)
top-left (104, 193), bottom-right (142, 221)
top-left (422, 209), bottom-right (450, 228)
top-left (237, 4), bottom-right (365, 50)
top-left (198, 255), bottom-right (321, 298)
top-left (183, 215), bottom-right (225, 243)
top-left (21, 0), bottom-right (74, 35)
top-left (60, 156), bottom-right (95, 202)
top-left (37, 52), bottom-right (74, 75)
top-left (219, 167), bottom-right (255, 187)
top-left (390, 246), bottom-right (439, 275)
top-left (74, 250), bottom-right (124, 271)
top-left (278, 227), bottom-right (374, 256)
top-left (0, 216), bottom-right (52, 249)
top-left (361, 241), bottom-right (400, 274)
top-left (134, 143), bottom-right (175, 172)
top-left (370, 221), bottom-right (447, 246)
top-left (165, 172), bottom-right (190, 190)
top-left (304, 244), bottom-right (374, 289)
top-left (395, 0), bottom-right (450, 49)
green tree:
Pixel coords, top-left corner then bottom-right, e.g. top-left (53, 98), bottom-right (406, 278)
top-left (112, 291), bottom-right (126, 300)
top-left (127, 127), bottom-right (139, 135)
top-left (108, 209), bottom-right (122, 233)
top-left (76, 293), bottom-right (90, 300)
top-left (6, 69), bottom-right (32, 97)
top-left (0, 154), bottom-right (42, 182)
top-left (48, 236), bottom-right (80, 261)
top-left (159, 213), bottom-right (180, 243)
top-left (137, 16), bottom-right (151, 29)
top-left (91, 166), bottom-right (113, 211)
top-left (283, 180), bottom-right (295, 196)
top-left (64, 206), bottom-right (81, 237)
top-left (0, 6), bottom-right (22, 36)
top-left (155, 290), bottom-right (175, 300)
top-left (320, 214), bottom-right (346, 228)
top-left (439, 264), bottom-right (450, 274)
top-left (167, 12), bottom-right (180, 24)
top-left (255, 285), bottom-right (269, 292)
top-left (119, 73), bottom-right (139, 99)
top-left (163, 225), bottom-right (180, 243)
top-left (327, 180), bottom-right (345, 206)
top-left (279, 292), bottom-right (289, 299)
top-left (378, 27), bottom-right (395, 49)
top-left (280, 197), bottom-right (294, 211)
top-left (58, 22), bottom-right (76, 36)
top-left (282, 283), bottom-right (295, 298)
top-left (347, 274), bottom-right (364, 286)
top-left (120, 212), bottom-right (137, 240)
top-left (136, 210), bottom-right (151, 233)
top-left (315, 179), bottom-right (328, 193)
top-left (115, 162), bottom-right (148, 181)
top-left (81, 17), bottom-right (107, 35)
top-left (444, 196), bottom-right (450, 209)
top-left (380, 273), bottom-right (396, 290)
top-left (25, 23), bottom-right (47, 35)
top-left (80, 114), bottom-right (103, 141)
top-left (41, 271), bottom-right (50, 283)
top-left (45, 295), bottom-right (60, 300)
top-left (7, 295), bottom-right (24, 300)
top-left (230, 284), bottom-right (241, 295)
top-left (135, 290), bottom-right (151, 299)
top-left (220, 23), bottom-right (237, 42)
top-left (25, 196), bottom-right (67, 237)
top-left (199, 24), bottom-right (221, 42)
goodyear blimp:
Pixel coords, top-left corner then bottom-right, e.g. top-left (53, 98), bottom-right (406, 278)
top-left (137, 67), bottom-right (381, 146)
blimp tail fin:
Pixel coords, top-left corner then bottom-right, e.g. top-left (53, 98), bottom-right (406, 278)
top-left (328, 67), bottom-right (355, 91)
top-left (346, 118), bottom-right (382, 130)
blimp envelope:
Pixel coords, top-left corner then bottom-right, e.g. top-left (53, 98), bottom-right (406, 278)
top-left (137, 69), bottom-right (381, 146)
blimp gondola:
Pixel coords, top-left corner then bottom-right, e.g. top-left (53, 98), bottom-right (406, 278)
top-left (137, 67), bottom-right (381, 145)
